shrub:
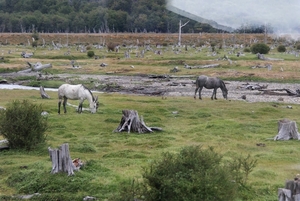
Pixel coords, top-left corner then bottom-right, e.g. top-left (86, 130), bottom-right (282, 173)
top-left (87, 50), bottom-right (95, 58)
top-left (244, 48), bottom-right (251, 52)
top-left (250, 43), bottom-right (270, 54)
top-left (0, 100), bottom-right (48, 150)
top-left (32, 41), bottom-right (38, 47)
top-left (31, 31), bottom-right (39, 41)
top-left (277, 45), bottom-right (286, 52)
top-left (296, 44), bottom-right (300, 50)
top-left (140, 146), bottom-right (240, 201)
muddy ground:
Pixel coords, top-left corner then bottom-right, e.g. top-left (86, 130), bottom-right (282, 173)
top-left (1, 72), bottom-right (300, 105)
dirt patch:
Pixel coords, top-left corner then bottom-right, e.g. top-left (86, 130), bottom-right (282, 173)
top-left (51, 73), bottom-right (300, 104)
top-left (1, 72), bottom-right (300, 104)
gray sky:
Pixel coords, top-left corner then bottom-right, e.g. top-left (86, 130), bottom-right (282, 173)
top-left (167, 0), bottom-right (300, 34)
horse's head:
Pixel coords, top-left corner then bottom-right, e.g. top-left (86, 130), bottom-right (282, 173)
top-left (222, 87), bottom-right (228, 99)
top-left (90, 96), bottom-right (99, 114)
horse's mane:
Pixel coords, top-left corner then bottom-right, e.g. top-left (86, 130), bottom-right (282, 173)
top-left (82, 84), bottom-right (95, 101)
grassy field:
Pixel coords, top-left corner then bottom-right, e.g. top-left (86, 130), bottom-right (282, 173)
top-left (0, 33), bottom-right (300, 200)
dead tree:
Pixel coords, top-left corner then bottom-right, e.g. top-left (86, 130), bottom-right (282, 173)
top-left (48, 143), bottom-right (80, 176)
top-left (278, 177), bottom-right (300, 201)
top-left (18, 62), bottom-right (52, 73)
top-left (114, 110), bottom-right (162, 134)
top-left (274, 119), bottom-right (300, 140)
top-left (184, 63), bottom-right (220, 69)
top-left (178, 20), bottom-right (189, 46)
top-left (39, 86), bottom-right (50, 99)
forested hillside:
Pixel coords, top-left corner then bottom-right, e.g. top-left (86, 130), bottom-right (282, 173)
top-left (0, 0), bottom-right (220, 33)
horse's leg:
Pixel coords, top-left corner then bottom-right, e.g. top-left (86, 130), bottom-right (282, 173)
top-left (78, 103), bottom-right (83, 113)
top-left (78, 100), bottom-right (83, 113)
top-left (63, 98), bottom-right (67, 113)
top-left (58, 98), bottom-right (62, 114)
top-left (211, 88), bottom-right (217, 100)
top-left (199, 86), bottom-right (203, 100)
top-left (194, 87), bottom-right (199, 99)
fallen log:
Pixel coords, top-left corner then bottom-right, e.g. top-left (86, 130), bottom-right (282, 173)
top-left (114, 110), bottom-right (162, 134)
top-left (259, 88), bottom-right (300, 96)
top-left (27, 62), bottom-right (52, 71)
top-left (148, 74), bottom-right (169, 79)
top-left (251, 64), bottom-right (272, 70)
top-left (17, 62), bottom-right (52, 73)
top-left (257, 53), bottom-right (284, 61)
top-left (240, 83), bottom-right (268, 90)
top-left (184, 63), bottom-right (220, 69)
top-left (36, 73), bottom-right (54, 81)
top-left (21, 52), bottom-right (34, 58)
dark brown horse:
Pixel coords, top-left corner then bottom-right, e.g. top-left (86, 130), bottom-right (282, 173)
top-left (194, 75), bottom-right (228, 100)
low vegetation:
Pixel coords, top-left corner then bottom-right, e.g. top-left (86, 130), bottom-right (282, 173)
top-left (0, 100), bottom-right (48, 150)
top-left (0, 33), bottom-right (300, 200)
top-left (250, 43), bottom-right (271, 54)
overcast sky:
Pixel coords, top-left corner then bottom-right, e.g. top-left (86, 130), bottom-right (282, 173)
top-left (167, 0), bottom-right (300, 34)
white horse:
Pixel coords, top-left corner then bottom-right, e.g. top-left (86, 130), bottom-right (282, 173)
top-left (58, 84), bottom-right (99, 114)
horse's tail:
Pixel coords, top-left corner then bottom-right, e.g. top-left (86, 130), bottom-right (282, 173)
top-left (195, 77), bottom-right (199, 88)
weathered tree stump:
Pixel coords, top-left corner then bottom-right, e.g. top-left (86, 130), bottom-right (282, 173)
top-left (40, 86), bottom-right (50, 99)
top-left (48, 143), bottom-right (79, 176)
top-left (279, 177), bottom-right (300, 201)
top-left (274, 119), bottom-right (300, 140)
top-left (114, 110), bottom-right (162, 134)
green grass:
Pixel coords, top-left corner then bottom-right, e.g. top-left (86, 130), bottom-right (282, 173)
top-left (0, 89), bottom-right (299, 200)
top-left (1, 38), bottom-right (300, 200)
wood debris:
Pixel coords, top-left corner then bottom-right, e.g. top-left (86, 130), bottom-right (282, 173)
top-left (184, 63), bottom-right (220, 69)
top-left (241, 83), bottom-right (268, 90)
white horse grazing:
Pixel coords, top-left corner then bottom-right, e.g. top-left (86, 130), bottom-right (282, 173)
top-left (58, 84), bottom-right (99, 114)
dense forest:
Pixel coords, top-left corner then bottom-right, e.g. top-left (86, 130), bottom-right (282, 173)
top-left (0, 0), bottom-right (270, 34)
top-left (0, 0), bottom-right (221, 33)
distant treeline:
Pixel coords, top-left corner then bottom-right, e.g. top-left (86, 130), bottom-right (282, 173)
top-left (0, 0), bottom-right (270, 34)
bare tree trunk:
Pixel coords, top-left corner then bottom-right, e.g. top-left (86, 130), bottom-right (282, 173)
top-left (178, 20), bottom-right (189, 46)
top-left (274, 119), bottom-right (300, 140)
top-left (48, 143), bottom-right (77, 176)
top-left (40, 86), bottom-right (50, 99)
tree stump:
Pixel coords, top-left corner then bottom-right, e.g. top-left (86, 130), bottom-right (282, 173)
top-left (114, 110), bottom-right (162, 134)
top-left (40, 86), bottom-right (50, 99)
top-left (274, 119), bottom-right (300, 140)
top-left (48, 143), bottom-right (78, 176)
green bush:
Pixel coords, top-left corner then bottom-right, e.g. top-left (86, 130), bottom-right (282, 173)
top-left (32, 41), bottom-right (38, 47)
top-left (277, 45), bottom-right (286, 52)
top-left (140, 146), bottom-right (240, 201)
top-left (250, 43), bottom-right (270, 54)
top-left (0, 100), bottom-right (48, 150)
top-left (244, 48), bottom-right (251, 52)
top-left (87, 50), bottom-right (95, 58)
